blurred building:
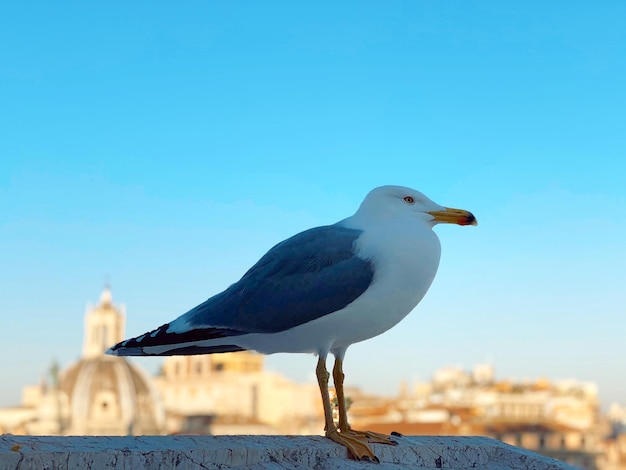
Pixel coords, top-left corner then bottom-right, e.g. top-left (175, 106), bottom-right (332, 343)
top-left (348, 364), bottom-right (621, 470)
top-left (0, 287), bottom-right (165, 435)
top-left (0, 286), bottom-right (321, 437)
top-left (603, 404), bottom-right (626, 469)
top-left (154, 351), bottom-right (322, 435)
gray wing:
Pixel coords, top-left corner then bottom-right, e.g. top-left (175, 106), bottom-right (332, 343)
top-left (185, 224), bottom-right (374, 332)
top-left (108, 224), bottom-right (374, 355)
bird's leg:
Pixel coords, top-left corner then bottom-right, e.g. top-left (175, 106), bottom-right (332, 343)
top-left (316, 356), bottom-right (378, 462)
top-left (316, 356), bottom-right (336, 433)
top-left (332, 357), bottom-right (397, 446)
top-left (332, 356), bottom-right (351, 432)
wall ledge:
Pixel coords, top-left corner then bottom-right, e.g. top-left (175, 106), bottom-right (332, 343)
top-left (1, 434), bottom-right (576, 469)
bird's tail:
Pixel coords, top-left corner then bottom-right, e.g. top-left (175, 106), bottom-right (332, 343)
top-left (106, 322), bottom-right (247, 356)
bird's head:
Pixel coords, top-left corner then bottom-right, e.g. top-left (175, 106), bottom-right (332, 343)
top-left (356, 185), bottom-right (477, 227)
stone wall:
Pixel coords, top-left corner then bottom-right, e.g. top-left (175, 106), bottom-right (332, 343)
top-left (1, 434), bottom-right (576, 469)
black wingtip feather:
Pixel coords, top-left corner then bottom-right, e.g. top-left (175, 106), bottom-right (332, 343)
top-left (107, 322), bottom-right (247, 357)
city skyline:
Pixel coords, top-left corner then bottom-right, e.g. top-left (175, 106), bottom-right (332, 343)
top-left (2, 2), bottom-right (625, 409)
top-left (0, 284), bottom-right (621, 411)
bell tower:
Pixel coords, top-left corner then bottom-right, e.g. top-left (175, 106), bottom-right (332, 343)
top-left (82, 285), bottom-right (126, 358)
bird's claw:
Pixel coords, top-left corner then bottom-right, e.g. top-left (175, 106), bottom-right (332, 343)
top-left (326, 428), bottom-right (379, 462)
top-left (341, 428), bottom-right (398, 446)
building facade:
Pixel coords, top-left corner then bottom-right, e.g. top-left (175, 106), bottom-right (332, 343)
top-left (154, 352), bottom-right (323, 435)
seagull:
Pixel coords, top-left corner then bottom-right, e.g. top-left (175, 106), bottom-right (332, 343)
top-left (107, 185), bottom-right (476, 461)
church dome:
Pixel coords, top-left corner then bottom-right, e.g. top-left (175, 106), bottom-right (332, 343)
top-left (59, 355), bottom-right (164, 435)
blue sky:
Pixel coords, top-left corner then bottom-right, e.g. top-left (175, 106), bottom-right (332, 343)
top-left (1, 2), bottom-right (625, 409)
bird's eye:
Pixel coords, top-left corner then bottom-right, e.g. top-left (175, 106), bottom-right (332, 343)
top-left (403, 196), bottom-right (415, 204)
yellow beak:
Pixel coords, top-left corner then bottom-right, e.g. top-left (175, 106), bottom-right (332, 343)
top-left (427, 207), bottom-right (477, 226)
